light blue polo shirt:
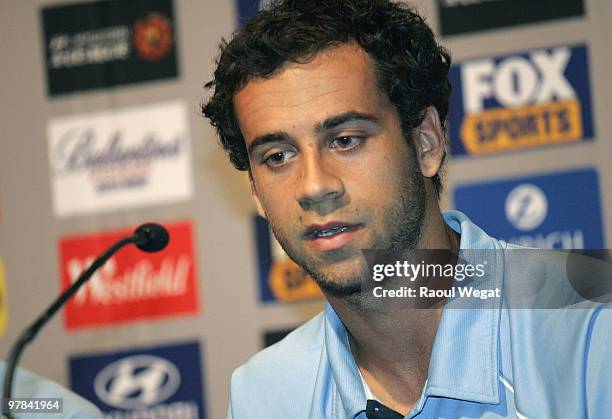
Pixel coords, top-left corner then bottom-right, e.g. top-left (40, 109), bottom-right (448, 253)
top-left (0, 360), bottom-right (103, 418)
top-left (227, 211), bottom-right (611, 418)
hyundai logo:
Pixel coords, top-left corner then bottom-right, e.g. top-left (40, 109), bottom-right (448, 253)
top-left (94, 355), bottom-right (181, 410)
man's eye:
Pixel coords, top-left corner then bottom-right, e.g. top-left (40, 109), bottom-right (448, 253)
top-left (263, 150), bottom-right (295, 167)
top-left (330, 136), bottom-right (362, 150)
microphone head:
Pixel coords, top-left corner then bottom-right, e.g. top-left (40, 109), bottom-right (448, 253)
top-left (134, 223), bottom-right (170, 253)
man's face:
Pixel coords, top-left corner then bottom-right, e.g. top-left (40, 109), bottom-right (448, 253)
top-left (234, 44), bottom-right (426, 297)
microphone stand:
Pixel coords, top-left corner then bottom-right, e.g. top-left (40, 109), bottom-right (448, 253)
top-left (1, 223), bottom-right (167, 419)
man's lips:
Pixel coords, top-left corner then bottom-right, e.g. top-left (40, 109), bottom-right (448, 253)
top-left (303, 222), bottom-right (361, 239)
top-left (303, 222), bottom-right (363, 251)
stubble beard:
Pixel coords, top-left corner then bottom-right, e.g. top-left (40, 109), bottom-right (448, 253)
top-left (269, 163), bottom-right (427, 300)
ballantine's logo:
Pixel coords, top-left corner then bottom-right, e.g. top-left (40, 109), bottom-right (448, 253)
top-left (68, 255), bottom-right (190, 306)
top-left (47, 101), bottom-right (193, 217)
top-left (449, 44), bottom-right (594, 156)
top-left (52, 128), bottom-right (184, 175)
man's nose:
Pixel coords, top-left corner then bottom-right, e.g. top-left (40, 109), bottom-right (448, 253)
top-left (294, 153), bottom-right (345, 213)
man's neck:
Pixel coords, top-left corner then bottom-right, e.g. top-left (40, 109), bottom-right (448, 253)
top-left (344, 304), bottom-right (441, 415)
top-left (325, 213), bottom-right (460, 415)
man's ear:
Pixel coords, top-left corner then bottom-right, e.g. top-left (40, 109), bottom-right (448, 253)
top-left (414, 106), bottom-right (445, 178)
top-left (249, 173), bottom-right (267, 219)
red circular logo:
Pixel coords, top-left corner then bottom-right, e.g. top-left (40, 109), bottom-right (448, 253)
top-left (133, 13), bottom-right (173, 61)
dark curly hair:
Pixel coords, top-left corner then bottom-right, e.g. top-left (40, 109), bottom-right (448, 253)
top-left (202, 0), bottom-right (451, 197)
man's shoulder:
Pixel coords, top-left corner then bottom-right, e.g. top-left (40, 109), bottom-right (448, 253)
top-left (0, 361), bottom-right (104, 419)
top-left (499, 246), bottom-right (611, 392)
top-left (228, 311), bottom-right (328, 418)
top-left (232, 311), bottom-right (326, 389)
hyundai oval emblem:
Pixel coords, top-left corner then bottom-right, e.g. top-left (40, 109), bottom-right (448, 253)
top-left (94, 355), bottom-right (181, 409)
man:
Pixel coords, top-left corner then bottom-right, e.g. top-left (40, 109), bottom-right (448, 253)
top-left (203, 1), bottom-right (611, 418)
top-left (0, 360), bottom-right (103, 418)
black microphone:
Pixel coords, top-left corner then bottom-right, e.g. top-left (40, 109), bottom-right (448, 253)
top-left (134, 223), bottom-right (170, 253)
top-left (1, 223), bottom-right (169, 418)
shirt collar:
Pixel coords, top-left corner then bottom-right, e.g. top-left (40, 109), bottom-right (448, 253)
top-left (323, 210), bottom-right (504, 417)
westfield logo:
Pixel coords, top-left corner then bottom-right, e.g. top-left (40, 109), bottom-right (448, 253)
top-left (68, 255), bottom-right (190, 305)
top-left (60, 221), bottom-right (199, 330)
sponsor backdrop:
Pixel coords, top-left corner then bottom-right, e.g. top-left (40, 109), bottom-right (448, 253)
top-left (254, 215), bottom-right (322, 303)
top-left (0, 258), bottom-right (6, 338)
top-left (59, 220), bottom-right (199, 330)
top-left (47, 101), bottom-right (193, 217)
top-left (262, 327), bottom-right (297, 348)
top-left (42, 0), bottom-right (178, 95)
top-left (0, 0), bottom-right (610, 418)
top-left (69, 341), bottom-right (205, 418)
top-left (454, 168), bottom-right (605, 249)
top-left (437, 0), bottom-right (585, 36)
top-left (448, 44), bottom-right (594, 157)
